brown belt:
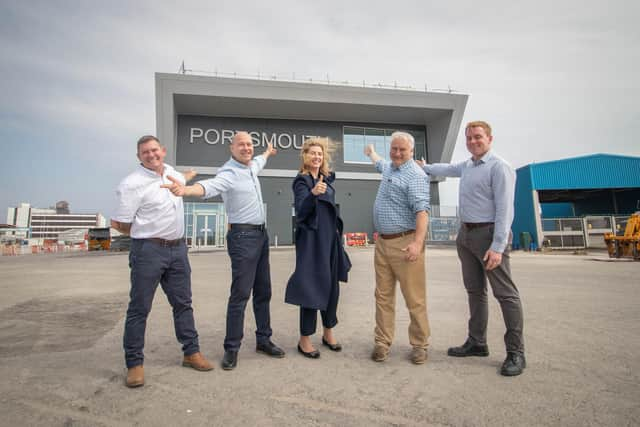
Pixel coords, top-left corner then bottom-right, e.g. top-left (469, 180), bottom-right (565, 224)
top-left (462, 222), bottom-right (494, 230)
top-left (379, 230), bottom-right (415, 240)
top-left (147, 238), bottom-right (184, 247)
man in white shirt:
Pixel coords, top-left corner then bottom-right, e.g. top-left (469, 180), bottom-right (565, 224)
top-left (163, 131), bottom-right (285, 371)
top-left (111, 135), bottom-right (213, 388)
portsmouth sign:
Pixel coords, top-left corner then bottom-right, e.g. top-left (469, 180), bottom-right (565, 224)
top-left (176, 115), bottom-right (342, 169)
top-left (188, 128), bottom-right (318, 150)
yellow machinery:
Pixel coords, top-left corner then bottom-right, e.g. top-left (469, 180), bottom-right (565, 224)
top-left (604, 212), bottom-right (640, 260)
top-left (88, 227), bottom-right (111, 251)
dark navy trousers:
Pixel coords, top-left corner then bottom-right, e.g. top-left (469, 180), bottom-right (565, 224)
top-left (123, 239), bottom-right (199, 368)
top-left (224, 228), bottom-right (273, 352)
top-left (299, 280), bottom-right (339, 336)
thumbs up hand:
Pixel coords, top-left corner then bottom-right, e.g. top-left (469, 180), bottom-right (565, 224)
top-left (311, 175), bottom-right (327, 196)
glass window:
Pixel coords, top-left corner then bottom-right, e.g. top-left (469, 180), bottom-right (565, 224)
top-left (343, 126), bottom-right (427, 163)
top-left (412, 131), bottom-right (427, 161)
top-left (343, 127), bottom-right (367, 163)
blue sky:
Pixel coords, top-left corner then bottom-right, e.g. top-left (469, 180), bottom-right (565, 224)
top-left (1, 0), bottom-right (639, 220)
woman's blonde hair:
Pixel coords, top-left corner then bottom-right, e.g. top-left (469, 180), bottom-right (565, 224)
top-left (299, 137), bottom-right (335, 176)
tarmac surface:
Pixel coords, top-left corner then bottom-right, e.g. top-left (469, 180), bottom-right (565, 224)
top-left (0, 246), bottom-right (638, 426)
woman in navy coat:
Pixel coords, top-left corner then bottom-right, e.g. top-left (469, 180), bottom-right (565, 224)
top-left (285, 137), bottom-right (351, 358)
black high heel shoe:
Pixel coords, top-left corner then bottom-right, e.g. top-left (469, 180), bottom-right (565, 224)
top-left (322, 337), bottom-right (342, 352)
top-left (297, 344), bottom-right (320, 359)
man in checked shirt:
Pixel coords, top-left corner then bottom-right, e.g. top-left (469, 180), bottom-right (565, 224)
top-left (364, 131), bottom-right (431, 365)
top-left (418, 121), bottom-right (526, 377)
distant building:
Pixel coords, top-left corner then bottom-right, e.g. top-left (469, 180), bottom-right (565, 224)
top-left (513, 154), bottom-right (640, 249)
top-left (5, 202), bottom-right (106, 242)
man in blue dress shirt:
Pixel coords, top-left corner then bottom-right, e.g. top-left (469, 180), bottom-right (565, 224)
top-left (163, 131), bottom-right (285, 370)
top-left (365, 132), bottom-right (431, 365)
top-left (419, 121), bottom-right (525, 376)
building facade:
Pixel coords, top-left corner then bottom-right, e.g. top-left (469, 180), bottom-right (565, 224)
top-left (156, 73), bottom-right (468, 246)
top-left (6, 202), bottom-right (107, 243)
top-left (513, 154), bottom-right (640, 249)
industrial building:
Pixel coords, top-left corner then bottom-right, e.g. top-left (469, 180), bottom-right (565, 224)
top-left (5, 201), bottom-right (107, 244)
top-left (512, 154), bottom-right (640, 249)
top-left (155, 72), bottom-right (468, 247)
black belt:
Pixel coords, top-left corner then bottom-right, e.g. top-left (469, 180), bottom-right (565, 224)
top-left (145, 238), bottom-right (184, 247)
top-left (379, 230), bottom-right (415, 240)
top-left (462, 222), bottom-right (494, 230)
top-left (229, 223), bottom-right (266, 231)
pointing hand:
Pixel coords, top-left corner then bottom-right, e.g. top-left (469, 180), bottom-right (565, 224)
top-left (160, 175), bottom-right (186, 197)
top-left (263, 142), bottom-right (278, 158)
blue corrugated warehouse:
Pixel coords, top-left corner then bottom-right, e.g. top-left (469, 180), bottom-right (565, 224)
top-left (512, 154), bottom-right (640, 249)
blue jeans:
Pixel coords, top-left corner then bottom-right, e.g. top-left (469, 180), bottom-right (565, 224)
top-left (123, 239), bottom-right (199, 368)
top-left (224, 228), bottom-right (273, 352)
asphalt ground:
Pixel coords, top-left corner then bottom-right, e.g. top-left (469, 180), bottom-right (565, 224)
top-left (0, 246), bottom-right (638, 427)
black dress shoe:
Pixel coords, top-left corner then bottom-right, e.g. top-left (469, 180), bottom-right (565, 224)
top-left (256, 341), bottom-right (286, 358)
top-left (221, 351), bottom-right (238, 370)
top-left (322, 337), bottom-right (342, 352)
top-left (297, 344), bottom-right (320, 359)
top-left (447, 339), bottom-right (489, 357)
top-left (500, 352), bottom-right (526, 376)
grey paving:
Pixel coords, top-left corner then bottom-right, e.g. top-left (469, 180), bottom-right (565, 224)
top-left (0, 247), bottom-right (638, 426)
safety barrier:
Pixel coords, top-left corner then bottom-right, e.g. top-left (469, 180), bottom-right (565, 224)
top-left (345, 232), bottom-right (368, 247)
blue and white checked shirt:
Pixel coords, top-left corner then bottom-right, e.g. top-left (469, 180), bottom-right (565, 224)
top-left (197, 155), bottom-right (267, 225)
top-left (422, 151), bottom-right (516, 253)
top-left (373, 159), bottom-right (430, 234)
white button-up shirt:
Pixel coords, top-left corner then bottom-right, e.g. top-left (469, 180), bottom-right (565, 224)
top-left (197, 155), bottom-right (266, 224)
top-left (113, 163), bottom-right (185, 240)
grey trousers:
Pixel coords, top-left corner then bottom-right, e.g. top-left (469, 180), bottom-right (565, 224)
top-left (456, 225), bottom-right (524, 354)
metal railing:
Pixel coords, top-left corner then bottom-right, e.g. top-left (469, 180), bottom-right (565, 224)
top-left (178, 62), bottom-right (464, 94)
top-left (540, 215), bottom-right (632, 249)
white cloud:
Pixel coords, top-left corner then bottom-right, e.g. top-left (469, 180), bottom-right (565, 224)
top-left (1, 0), bottom-right (639, 218)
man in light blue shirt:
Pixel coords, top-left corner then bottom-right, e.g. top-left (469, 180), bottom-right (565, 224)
top-left (163, 131), bottom-right (285, 370)
top-left (419, 121), bottom-right (525, 376)
top-left (365, 132), bottom-right (431, 366)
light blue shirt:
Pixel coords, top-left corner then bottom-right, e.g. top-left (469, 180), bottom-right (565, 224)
top-left (197, 155), bottom-right (267, 225)
top-left (373, 159), bottom-right (430, 234)
top-left (422, 151), bottom-right (516, 253)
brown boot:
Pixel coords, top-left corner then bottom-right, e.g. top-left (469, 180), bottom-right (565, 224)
top-left (410, 347), bottom-right (428, 365)
top-left (182, 352), bottom-right (214, 371)
top-left (371, 345), bottom-right (389, 362)
top-left (126, 365), bottom-right (144, 388)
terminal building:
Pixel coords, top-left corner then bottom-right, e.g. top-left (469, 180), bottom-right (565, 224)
top-left (155, 73), bottom-right (468, 247)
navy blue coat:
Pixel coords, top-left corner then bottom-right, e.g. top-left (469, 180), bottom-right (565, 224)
top-left (285, 172), bottom-right (351, 310)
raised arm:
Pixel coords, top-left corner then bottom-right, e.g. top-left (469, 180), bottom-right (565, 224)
top-left (364, 144), bottom-right (383, 164)
top-left (261, 142), bottom-right (277, 161)
top-left (421, 162), bottom-right (464, 178)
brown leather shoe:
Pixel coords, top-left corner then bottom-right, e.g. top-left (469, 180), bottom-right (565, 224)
top-left (410, 347), bottom-right (428, 365)
top-left (126, 365), bottom-right (144, 388)
top-left (371, 345), bottom-right (389, 362)
top-left (182, 352), bottom-right (214, 371)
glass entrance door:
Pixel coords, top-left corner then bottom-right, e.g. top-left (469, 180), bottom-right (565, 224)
top-left (195, 214), bottom-right (217, 247)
